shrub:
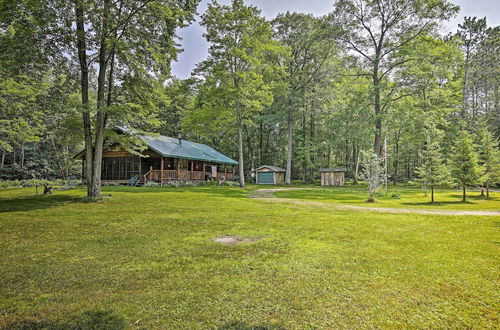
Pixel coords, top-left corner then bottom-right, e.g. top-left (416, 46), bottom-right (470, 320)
top-left (391, 193), bottom-right (401, 199)
top-left (0, 179), bottom-right (67, 188)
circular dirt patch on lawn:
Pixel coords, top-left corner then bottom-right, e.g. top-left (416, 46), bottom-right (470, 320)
top-left (214, 235), bottom-right (264, 245)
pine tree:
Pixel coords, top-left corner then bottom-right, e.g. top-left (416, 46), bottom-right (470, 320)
top-left (478, 128), bottom-right (500, 199)
top-left (415, 138), bottom-right (450, 203)
top-left (450, 131), bottom-right (483, 202)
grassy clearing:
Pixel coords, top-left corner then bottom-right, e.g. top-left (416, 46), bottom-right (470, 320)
top-left (0, 185), bottom-right (499, 328)
top-left (273, 184), bottom-right (500, 210)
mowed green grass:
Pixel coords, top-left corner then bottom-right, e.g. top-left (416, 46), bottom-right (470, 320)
top-left (274, 184), bottom-right (500, 210)
top-left (0, 185), bottom-right (499, 328)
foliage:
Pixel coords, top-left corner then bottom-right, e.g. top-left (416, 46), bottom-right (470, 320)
top-left (187, 0), bottom-right (285, 187)
top-left (415, 127), bottom-right (451, 202)
top-left (450, 130), bottom-right (483, 201)
top-left (477, 127), bottom-right (500, 197)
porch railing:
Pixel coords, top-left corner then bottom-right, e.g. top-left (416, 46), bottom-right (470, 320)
top-left (144, 170), bottom-right (205, 183)
top-left (217, 172), bottom-right (234, 180)
top-left (143, 169), bottom-right (235, 184)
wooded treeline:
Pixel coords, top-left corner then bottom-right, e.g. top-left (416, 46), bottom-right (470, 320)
top-left (1, 0), bottom-right (499, 196)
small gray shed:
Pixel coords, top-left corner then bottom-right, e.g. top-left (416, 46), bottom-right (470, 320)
top-left (320, 168), bottom-right (347, 186)
top-left (255, 166), bottom-right (286, 185)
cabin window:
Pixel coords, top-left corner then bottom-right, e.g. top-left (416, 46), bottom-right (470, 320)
top-left (194, 162), bottom-right (203, 171)
top-left (101, 157), bottom-right (139, 180)
top-left (163, 158), bottom-right (174, 170)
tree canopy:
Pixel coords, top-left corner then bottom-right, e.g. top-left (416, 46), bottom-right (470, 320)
top-left (1, 0), bottom-right (499, 198)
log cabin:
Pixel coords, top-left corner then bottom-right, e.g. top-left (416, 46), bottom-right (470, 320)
top-left (75, 129), bottom-right (238, 185)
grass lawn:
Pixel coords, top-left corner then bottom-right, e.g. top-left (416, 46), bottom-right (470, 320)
top-left (0, 185), bottom-right (499, 328)
top-left (273, 184), bottom-right (500, 210)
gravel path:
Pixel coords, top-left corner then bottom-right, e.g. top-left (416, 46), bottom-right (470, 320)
top-left (248, 188), bottom-right (500, 216)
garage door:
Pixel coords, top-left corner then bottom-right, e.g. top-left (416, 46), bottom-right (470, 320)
top-left (258, 172), bottom-right (274, 184)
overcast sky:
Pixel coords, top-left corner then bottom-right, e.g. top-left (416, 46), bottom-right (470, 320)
top-left (172, 0), bottom-right (500, 79)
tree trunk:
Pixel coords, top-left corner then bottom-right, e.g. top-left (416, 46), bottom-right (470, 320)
top-left (373, 62), bottom-right (382, 156)
top-left (354, 151), bottom-right (360, 184)
top-left (309, 104), bottom-right (315, 182)
top-left (20, 143), bottom-right (25, 168)
top-left (258, 113), bottom-right (263, 166)
top-left (244, 125), bottom-right (255, 183)
top-left (392, 129), bottom-right (400, 184)
top-left (237, 122), bottom-right (245, 187)
top-left (462, 47), bottom-right (470, 117)
top-left (1, 150), bottom-right (4, 166)
top-left (462, 186), bottom-right (466, 202)
top-left (302, 108), bottom-right (306, 182)
top-left (90, 0), bottom-right (111, 197)
top-left (431, 185), bottom-right (434, 203)
top-left (75, 0), bottom-right (94, 196)
top-left (285, 107), bottom-right (293, 184)
top-left (486, 184), bottom-right (490, 199)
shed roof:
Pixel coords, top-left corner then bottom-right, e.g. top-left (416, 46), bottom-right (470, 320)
top-left (319, 168), bottom-right (347, 173)
top-left (255, 165), bottom-right (286, 172)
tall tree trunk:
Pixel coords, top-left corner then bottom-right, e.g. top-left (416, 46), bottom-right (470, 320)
top-left (1, 150), bottom-right (4, 166)
top-left (237, 121), bottom-right (245, 187)
top-left (393, 129), bottom-right (400, 184)
top-left (20, 143), bottom-right (25, 168)
top-left (431, 185), bottom-right (434, 203)
top-left (75, 0), bottom-right (93, 195)
top-left (285, 107), bottom-right (293, 184)
top-left (309, 103), bottom-right (315, 182)
top-left (244, 125), bottom-right (255, 183)
top-left (258, 113), bottom-right (263, 166)
top-left (462, 186), bottom-right (466, 202)
top-left (373, 64), bottom-right (382, 156)
top-left (90, 0), bottom-right (111, 197)
top-left (302, 108), bottom-right (306, 182)
top-left (372, 55), bottom-right (382, 156)
top-left (462, 46), bottom-right (470, 118)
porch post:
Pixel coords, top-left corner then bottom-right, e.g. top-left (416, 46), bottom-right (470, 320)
top-left (202, 162), bottom-right (206, 181)
top-left (138, 157), bottom-right (142, 181)
top-left (177, 159), bottom-right (181, 180)
top-left (190, 161), bottom-right (194, 180)
top-left (160, 157), bottom-right (164, 183)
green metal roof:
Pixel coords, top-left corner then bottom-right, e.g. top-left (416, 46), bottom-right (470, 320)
top-left (140, 134), bottom-right (238, 165)
top-left (75, 127), bottom-right (238, 165)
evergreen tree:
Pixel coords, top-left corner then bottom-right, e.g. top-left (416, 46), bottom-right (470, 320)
top-left (415, 134), bottom-right (450, 203)
top-left (450, 131), bottom-right (483, 201)
top-left (478, 128), bottom-right (500, 199)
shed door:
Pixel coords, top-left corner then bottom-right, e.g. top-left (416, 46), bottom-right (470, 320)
top-left (258, 172), bottom-right (274, 184)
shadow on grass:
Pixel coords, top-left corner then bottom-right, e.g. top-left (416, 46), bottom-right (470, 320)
top-left (274, 191), bottom-right (363, 203)
top-left (101, 185), bottom-right (249, 199)
top-left (402, 201), bottom-right (475, 207)
top-left (0, 194), bottom-right (84, 213)
top-left (219, 321), bottom-right (285, 330)
top-left (2, 310), bottom-right (125, 330)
